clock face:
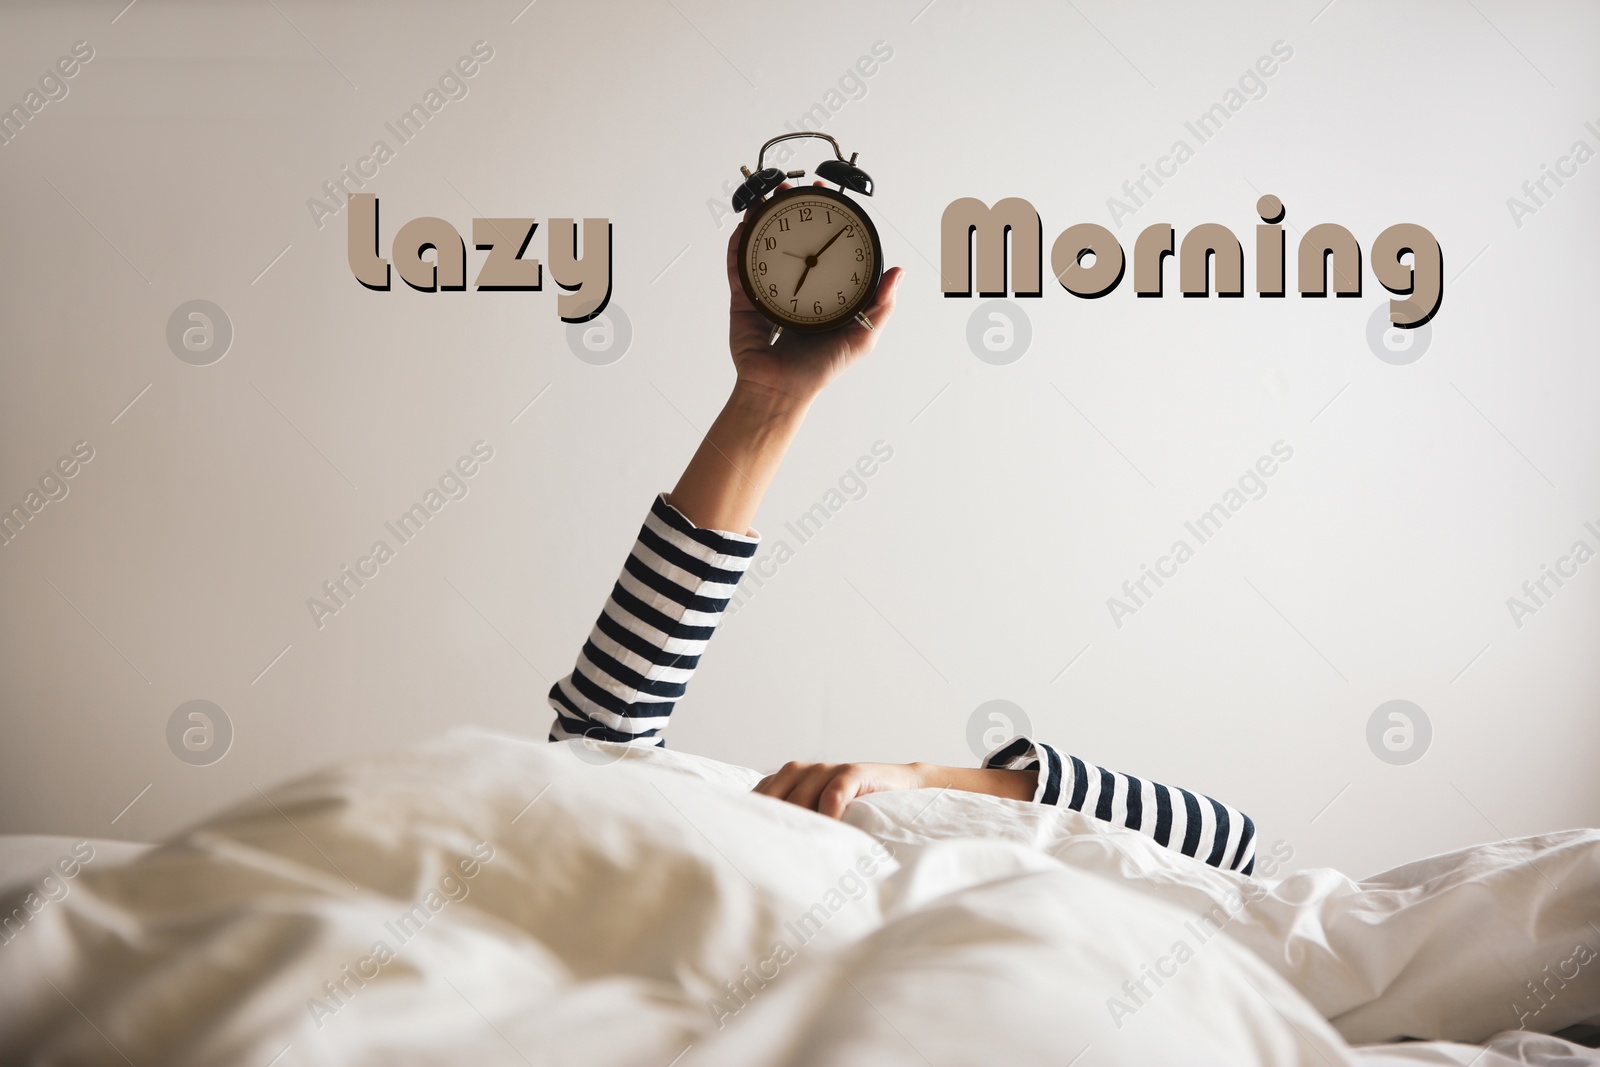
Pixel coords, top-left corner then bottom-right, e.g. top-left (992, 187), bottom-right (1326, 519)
top-left (739, 188), bottom-right (881, 331)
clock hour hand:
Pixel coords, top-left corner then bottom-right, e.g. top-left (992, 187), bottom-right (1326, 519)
top-left (793, 261), bottom-right (812, 297)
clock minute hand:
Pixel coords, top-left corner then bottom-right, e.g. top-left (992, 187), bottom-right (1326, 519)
top-left (813, 225), bottom-right (848, 257)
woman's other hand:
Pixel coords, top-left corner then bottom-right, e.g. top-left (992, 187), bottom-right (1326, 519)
top-left (753, 760), bottom-right (1037, 819)
top-left (753, 761), bottom-right (932, 819)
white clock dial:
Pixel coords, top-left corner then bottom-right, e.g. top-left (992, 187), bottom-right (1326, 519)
top-left (743, 193), bottom-right (878, 329)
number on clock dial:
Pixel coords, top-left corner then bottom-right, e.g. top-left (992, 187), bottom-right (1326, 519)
top-left (748, 198), bottom-right (875, 325)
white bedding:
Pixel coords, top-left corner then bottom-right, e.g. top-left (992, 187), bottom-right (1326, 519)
top-left (0, 729), bottom-right (1595, 1066)
top-left (0, 835), bottom-right (151, 898)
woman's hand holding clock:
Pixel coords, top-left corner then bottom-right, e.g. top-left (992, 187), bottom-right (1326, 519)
top-left (666, 181), bottom-right (903, 536)
top-left (727, 181), bottom-right (904, 410)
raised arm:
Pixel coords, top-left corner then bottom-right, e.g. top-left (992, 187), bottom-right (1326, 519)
top-left (547, 182), bottom-right (905, 749)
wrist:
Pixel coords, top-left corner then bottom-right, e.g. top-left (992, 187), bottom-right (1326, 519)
top-left (914, 764), bottom-right (1035, 802)
top-left (666, 380), bottom-right (809, 535)
top-left (728, 378), bottom-right (815, 424)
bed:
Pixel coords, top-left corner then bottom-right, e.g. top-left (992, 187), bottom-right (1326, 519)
top-left (2, 728), bottom-right (1596, 1065)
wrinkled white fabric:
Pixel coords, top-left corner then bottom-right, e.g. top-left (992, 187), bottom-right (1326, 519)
top-left (1348, 1030), bottom-right (1600, 1066)
top-left (0, 730), bottom-right (1594, 1067)
top-left (846, 786), bottom-right (1600, 1045)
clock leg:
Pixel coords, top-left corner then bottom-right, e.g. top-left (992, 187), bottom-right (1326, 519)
top-left (768, 325), bottom-right (783, 346)
top-left (854, 311), bottom-right (875, 332)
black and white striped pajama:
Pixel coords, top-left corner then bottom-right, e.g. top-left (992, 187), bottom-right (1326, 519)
top-left (548, 495), bottom-right (1257, 874)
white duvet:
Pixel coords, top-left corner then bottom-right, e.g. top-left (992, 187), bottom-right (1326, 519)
top-left (1, 729), bottom-right (1596, 1066)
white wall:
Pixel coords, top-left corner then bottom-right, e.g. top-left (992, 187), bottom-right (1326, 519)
top-left (1, 0), bottom-right (1596, 879)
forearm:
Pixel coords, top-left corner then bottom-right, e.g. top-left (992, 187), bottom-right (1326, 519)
top-left (546, 497), bottom-right (756, 747)
top-left (549, 385), bottom-right (807, 747)
top-left (916, 763), bottom-right (1037, 803)
top-left (667, 383), bottom-right (811, 534)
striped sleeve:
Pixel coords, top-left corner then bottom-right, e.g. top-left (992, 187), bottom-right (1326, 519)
top-left (982, 736), bottom-right (1258, 875)
top-left (547, 494), bottom-right (757, 747)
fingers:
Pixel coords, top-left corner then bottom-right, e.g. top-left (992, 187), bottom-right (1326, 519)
top-left (783, 764), bottom-right (844, 814)
top-left (817, 772), bottom-right (866, 820)
top-left (752, 762), bottom-right (874, 820)
top-left (726, 224), bottom-right (748, 306)
top-left (753, 760), bottom-right (810, 800)
top-left (753, 762), bottom-right (860, 820)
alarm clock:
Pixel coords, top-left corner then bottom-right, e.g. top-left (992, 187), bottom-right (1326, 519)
top-left (731, 132), bottom-right (882, 345)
